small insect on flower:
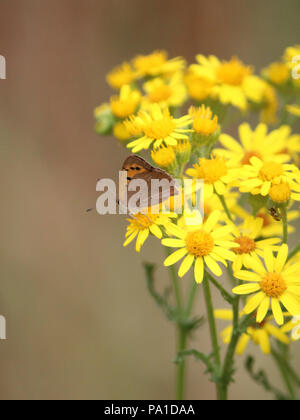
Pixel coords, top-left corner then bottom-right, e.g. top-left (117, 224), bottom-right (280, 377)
top-left (269, 207), bottom-right (282, 222)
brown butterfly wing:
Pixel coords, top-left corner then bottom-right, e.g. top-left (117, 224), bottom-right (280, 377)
top-left (119, 155), bottom-right (178, 212)
top-left (122, 155), bottom-right (152, 184)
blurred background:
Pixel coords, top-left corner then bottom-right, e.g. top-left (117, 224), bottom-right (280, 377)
top-left (0, 0), bottom-right (299, 400)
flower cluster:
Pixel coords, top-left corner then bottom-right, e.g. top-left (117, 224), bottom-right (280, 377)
top-left (96, 48), bottom-right (300, 400)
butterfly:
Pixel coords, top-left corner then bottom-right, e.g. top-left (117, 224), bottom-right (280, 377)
top-left (117, 154), bottom-right (178, 215)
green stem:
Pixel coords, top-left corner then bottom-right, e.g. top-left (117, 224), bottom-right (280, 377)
top-left (203, 272), bottom-right (222, 399)
top-left (271, 348), bottom-right (296, 400)
top-left (176, 279), bottom-right (198, 400)
top-left (220, 312), bottom-right (251, 400)
top-left (164, 250), bottom-right (200, 400)
top-left (176, 328), bottom-right (188, 400)
top-left (281, 206), bottom-right (288, 244)
top-left (205, 271), bottom-right (234, 304)
top-left (217, 193), bottom-right (233, 222)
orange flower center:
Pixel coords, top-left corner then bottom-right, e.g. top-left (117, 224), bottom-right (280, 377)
top-left (260, 272), bottom-right (287, 298)
top-left (144, 116), bottom-right (175, 139)
top-left (185, 230), bottom-right (214, 257)
top-left (241, 151), bottom-right (262, 165)
top-left (233, 236), bottom-right (256, 254)
top-left (130, 213), bottom-right (158, 229)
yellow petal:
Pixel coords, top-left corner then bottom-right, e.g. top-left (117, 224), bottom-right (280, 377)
top-left (161, 238), bottom-right (186, 247)
top-left (243, 292), bottom-right (265, 314)
top-left (149, 224), bottom-right (162, 239)
top-left (271, 298), bottom-right (284, 325)
top-left (246, 254), bottom-right (266, 276)
top-left (211, 225), bottom-right (233, 239)
top-left (136, 229), bottom-right (149, 252)
top-left (214, 309), bottom-right (233, 321)
top-left (274, 244), bottom-right (288, 273)
top-left (280, 292), bottom-right (300, 316)
top-left (164, 247), bottom-right (187, 266)
top-left (204, 255), bottom-right (222, 277)
top-left (178, 254), bottom-right (194, 277)
top-left (256, 297), bottom-right (270, 323)
top-left (123, 230), bottom-right (138, 247)
top-left (194, 257), bottom-right (204, 284)
top-left (204, 210), bottom-right (220, 232)
top-left (264, 247), bottom-right (274, 273)
top-left (233, 283), bottom-right (261, 295)
top-left (219, 133), bottom-right (243, 153)
top-left (265, 324), bottom-right (289, 344)
top-left (261, 181), bottom-right (271, 196)
top-left (236, 334), bottom-right (251, 355)
top-left (256, 329), bottom-right (271, 354)
top-left (234, 270), bottom-right (261, 282)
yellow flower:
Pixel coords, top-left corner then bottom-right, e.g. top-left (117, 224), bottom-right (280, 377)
top-left (123, 114), bottom-right (143, 138)
top-left (174, 139), bottom-right (191, 155)
top-left (233, 244), bottom-right (300, 325)
top-left (191, 55), bottom-right (265, 111)
top-left (286, 104), bottom-right (300, 117)
top-left (280, 314), bottom-right (300, 341)
top-left (132, 50), bottom-right (185, 78)
top-left (127, 104), bottom-right (192, 153)
top-left (161, 210), bottom-right (238, 283)
top-left (151, 146), bottom-right (176, 168)
top-left (186, 156), bottom-right (238, 199)
top-left (230, 216), bottom-right (280, 272)
top-left (239, 156), bottom-right (300, 201)
top-left (283, 45), bottom-right (300, 65)
top-left (107, 62), bottom-right (137, 90)
top-left (189, 105), bottom-right (219, 136)
top-left (142, 74), bottom-right (187, 108)
top-left (215, 123), bottom-right (290, 167)
top-left (277, 126), bottom-right (300, 163)
top-left (215, 309), bottom-right (289, 355)
top-left (110, 85), bottom-right (141, 119)
top-left (124, 212), bottom-right (176, 253)
top-left (184, 67), bottom-right (215, 101)
top-left (263, 62), bottom-right (290, 85)
top-left (113, 121), bottom-right (131, 141)
top-left (231, 205), bottom-right (299, 237)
